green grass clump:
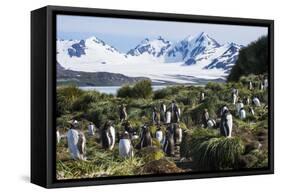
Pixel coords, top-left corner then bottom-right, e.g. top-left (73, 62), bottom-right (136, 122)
top-left (189, 133), bottom-right (245, 170)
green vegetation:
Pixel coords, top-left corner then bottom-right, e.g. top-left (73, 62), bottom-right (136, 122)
top-left (228, 36), bottom-right (268, 81)
top-left (57, 73), bottom-right (269, 179)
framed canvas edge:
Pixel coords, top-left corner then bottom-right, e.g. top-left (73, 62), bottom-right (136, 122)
top-left (36, 5), bottom-right (274, 188)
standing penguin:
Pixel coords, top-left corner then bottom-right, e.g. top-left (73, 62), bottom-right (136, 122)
top-left (155, 126), bottom-right (164, 146)
top-left (170, 100), bottom-right (180, 123)
top-left (202, 109), bottom-right (210, 128)
top-left (140, 125), bottom-right (152, 148)
top-left (239, 108), bottom-right (246, 119)
top-left (236, 100), bottom-right (244, 115)
top-left (166, 110), bottom-right (171, 124)
top-left (173, 123), bottom-right (182, 145)
top-left (163, 130), bottom-right (175, 156)
top-left (220, 110), bottom-right (233, 138)
top-left (263, 77), bottom-right (268, 89)
top-left (101, 121), bottom-right (116, 150)
top-left (124, 121), bottom-right (137, 140)
top-left (152, 107), bottom-right (160, 125)
top-left (200, 91), bottom-right (205, 102)
top-left (207, 119), bottom-right (217, 128)
top-left (119, 104), bottom-right (128, 123)
top-left (249, 107), bottom-right (255, 116)
top-left (253, 97), bottom-right (261, 107)
top-left (119, 131), bottom-right (133, 158)
top-left (232, 93), bottom-right (237, 105)
top-left (67, 122), bottom-right (86, 160)
top-left (88, 122), bottom-right (96, 136)
top-left (249, 81), bottom-right (253, 90)
top-left (243, 96), bottom-right (250, 106)
top-left (220, 105), bottom-right (229, 117)
top-left (160, 103), bottom-right (166, 123)
top-left (56, 130), bottom-right (61, 144)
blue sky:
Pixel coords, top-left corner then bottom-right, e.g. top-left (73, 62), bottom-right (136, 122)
top-left (57, 15), bottom-right (268, 53)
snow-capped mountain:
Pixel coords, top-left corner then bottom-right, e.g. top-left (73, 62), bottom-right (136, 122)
top-left (127, 36), bottom-right (171, 58)
top-left (57, 33), bottom-right (242, 84)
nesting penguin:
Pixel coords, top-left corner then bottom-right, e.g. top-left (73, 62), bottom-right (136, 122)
top-left (220, 110), bottom-right (233, 138)
top-left (101, 121), bottom-right (116, 150)
top-left (119, 131), bottom-right (134, 158)
top-left (67, 122), bottom-right (86, 160)
top-left (88, 122), bottom-right (96, 136)
top-left (207, 119), bottom-right (217, 129)
top-left (163, 130), bottom-right (175, 156)
top-left (119, 104), bottom-right (128, 122)
top-left (202, 109), bottom-right (210, 128)
top-left (139, 125), bottom-right (152, 148)
top-left (239, 107), bottom-right (246, 119)
top-left (253, 97), bottom-right (261, 107)
top-left (236, 100), bottom-right (244, 115)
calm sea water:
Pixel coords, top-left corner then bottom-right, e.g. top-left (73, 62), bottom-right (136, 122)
top-left (79, 85), bottom-right (167, 95)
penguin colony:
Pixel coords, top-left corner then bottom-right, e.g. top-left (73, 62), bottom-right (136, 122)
top-left (59, 78), bottom-right (267, 161)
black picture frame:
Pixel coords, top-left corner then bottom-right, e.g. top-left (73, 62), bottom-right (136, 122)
top-left (31, 5), bottom-right (274, 188)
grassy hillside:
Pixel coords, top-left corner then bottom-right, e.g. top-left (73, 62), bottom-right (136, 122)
top-left (56, 75), bottom-right (269, 179)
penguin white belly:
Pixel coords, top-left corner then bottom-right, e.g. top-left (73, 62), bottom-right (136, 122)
top-left (109, 126), bottom-right (115, 150)
top-left (233, 94), bottom-right (237, 104)
top-left (236, 103), bottom-right (244, 114)
top-left (119, 139), bottom-right (132, 158)
top-left (56, 131), bottom-right (61, 143)
top-left (226, 114), bottom-right (233, 137)
top-left (240, 110), bottom-right (246, 119)
top-left (67, 129), bottom-right (80, 159)
top-left (166, 111), bottom-right (171, 124)
top-left (178, 128), bottom-right (182, 143)
top-left (253, 98), bottom-right (261, 106)
top-left (88, 125), bottom-right (94, 136)
top-left (207, 120), bottom-right (215, 128)
top-left (156, 131), bottom-right (163, 143)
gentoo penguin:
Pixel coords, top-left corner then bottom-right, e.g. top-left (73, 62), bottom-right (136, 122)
top-left (220, 110), bottom-right (233, 138)
top-left (173, 123), bottom-right (182, 145)
top-left (249, 107), bottom-right (255, 116)
top-left (220, 105), bottom-right (229, 117)
top-left (155, 127), bottom-right (164, 146)
top-left (243, 96), bottom-right (250, 106)
top-left (200, 91), bottom-right (205, 102)
top-left (124, 121), bottom-right (138, 139)
top-left (260, 82), bottom-right (264, 91)
top-left (67, 122), bottom-right (86, 160)
top-left (119, 131), bottom-right (133, 158)
top-left (236, 100), bottom-right (244, 115)
top-left (202, 109), bottom-right (210, 128)
top-left (239, 107), bottom-right (246, 119)
top-left (140, 125), bottom-right (152, 148)
top-left (207, 119), bottom-right (217, 128)
top-left (170, 100), bottom-right (180, 123)
top-left (160, 103), bottom-right (166, 123)
top-left (163, 130), bottom-right (175, 156)
top-left (166, 111), bottom-right (171, 124)
top-left (152, 107), bottom-right (160, 125)
top-left (253, 97), bottom-right (261, 107)
top-left (231, 88), bottom-right (239, 96)
top-left (249, 81), bottom-right (253, 90)
top-left (101, 121), bottom-right (116, 150)
top-left (263, 78), bottom-right (268, 89)
top-left (232, 93), bottom-right (237, 105)
top-left (119, 104), bottom-right (128, 123)
top-left (56, 130), bottom-right (61, 144)
top-left (88, 122), bottom-right (96, 136)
